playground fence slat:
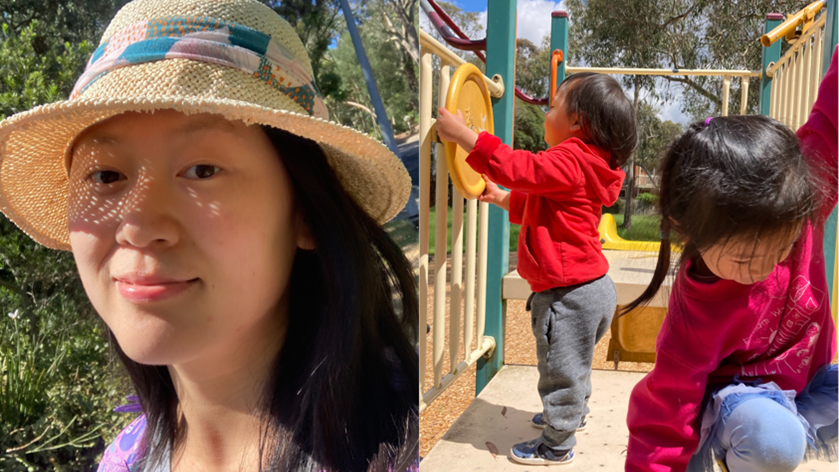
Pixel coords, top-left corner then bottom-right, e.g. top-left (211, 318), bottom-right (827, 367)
top-left (419, 34), bottom-right (495, 412)
top-left (740, 76), bottom-right (750, 115)
top-left (721, 75), bottom-right (731, 116)
top-left (419, 48), bottom-right (433, 403)
top-left (464, 198), bottom-right (478, 359)
top-left (432, 63), bottom-right (449, 389)
top-left (766, 12), bottom-right (827, 130)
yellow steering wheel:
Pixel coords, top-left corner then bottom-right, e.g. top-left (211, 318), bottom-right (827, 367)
top-left (443, 63), bottom-right (494, 199)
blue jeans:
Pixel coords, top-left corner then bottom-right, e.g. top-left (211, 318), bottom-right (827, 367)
top-left (688, 365), bottom-right (838, 472)
top-left (714, 396), bottom-right (807, 472)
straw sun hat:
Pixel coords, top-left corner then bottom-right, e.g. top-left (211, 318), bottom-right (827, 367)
top-left (0, 0), bottom-right (411, 251)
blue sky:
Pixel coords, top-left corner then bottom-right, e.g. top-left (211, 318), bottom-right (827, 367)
top-left (424, 0), bottom-right (690, 124)
top-left (450, 0), bottom-right (486, 11)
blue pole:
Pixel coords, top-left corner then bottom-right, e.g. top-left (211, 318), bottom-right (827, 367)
top-left (476, 0), bottom-right (516, 395)
top-left (338, 0), bottom-right (399, 155)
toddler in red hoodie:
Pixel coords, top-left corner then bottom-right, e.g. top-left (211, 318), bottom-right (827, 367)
top-left (437, 72), bottom-right (637, 465)
top-left (624, 48), bottom-right (838, 472)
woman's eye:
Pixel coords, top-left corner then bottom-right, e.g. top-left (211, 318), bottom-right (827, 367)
top-left (183, 165), bottom-right (221, 180)
top-left (88, 170), bottom-right (124, 185)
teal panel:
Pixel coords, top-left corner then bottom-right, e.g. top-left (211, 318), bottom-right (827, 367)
top-left (760, 14), bottom-right (783, 116)
top-left (476, 0), bottom-right (516, 395)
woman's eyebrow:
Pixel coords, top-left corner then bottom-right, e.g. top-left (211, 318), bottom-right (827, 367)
top-left (177, 116), bottom-right (240, 135)
top-left (75, 133), bottom-right (120, 147)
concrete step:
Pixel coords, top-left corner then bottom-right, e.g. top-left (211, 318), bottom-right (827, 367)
top-left (420, 365), bottom-right (833, 471)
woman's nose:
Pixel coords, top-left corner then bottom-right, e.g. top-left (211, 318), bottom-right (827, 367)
top-left (115, 172), bottom-right (180, 249)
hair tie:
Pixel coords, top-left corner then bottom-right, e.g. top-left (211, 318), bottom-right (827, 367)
top-left (704, 117), bottom-right (714, 127)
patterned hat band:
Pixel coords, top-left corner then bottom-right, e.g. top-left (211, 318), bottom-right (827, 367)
top-left (71, 15), bottom-right (328, 119)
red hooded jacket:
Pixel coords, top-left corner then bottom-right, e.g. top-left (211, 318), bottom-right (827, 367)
top-left (466, 132), bottom-right (625, 292)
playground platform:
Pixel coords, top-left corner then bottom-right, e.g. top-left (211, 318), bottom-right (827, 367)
top-left (420, 365), bottom-right (834, 471)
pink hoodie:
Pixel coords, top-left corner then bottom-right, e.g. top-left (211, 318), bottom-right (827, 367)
top-left (625, 47), bottom-right (838, 472)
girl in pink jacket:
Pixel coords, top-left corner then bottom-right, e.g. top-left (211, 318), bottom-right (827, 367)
top-left (625, 48), bottom-right (838, 472)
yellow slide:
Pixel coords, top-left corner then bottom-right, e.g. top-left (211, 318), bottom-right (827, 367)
top-left (598, 213), bottom-right (681, 253)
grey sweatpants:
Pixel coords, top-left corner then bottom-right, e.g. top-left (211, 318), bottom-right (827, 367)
top-left (527, 274), bottom-right (617, 451)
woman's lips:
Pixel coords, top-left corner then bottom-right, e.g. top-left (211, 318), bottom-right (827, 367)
top-left (115, 277), bottom-right (198, 303)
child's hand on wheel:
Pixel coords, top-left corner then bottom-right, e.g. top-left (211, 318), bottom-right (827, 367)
top-left (436, 108), bottom-right (478, 152)
top-left (478, 177), bottom-right (510, 211)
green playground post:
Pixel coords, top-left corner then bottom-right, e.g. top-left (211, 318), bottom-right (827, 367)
top-left (823, 0), bottom-right (838, 305)
top-left (550, 11), bottom-right (569, 87)
top-left (824, 0), bottom-right (837, 75)
top-left (759, 13), bottom-right (784, 116)
top-left (476, 0), bottom-right (516, 395)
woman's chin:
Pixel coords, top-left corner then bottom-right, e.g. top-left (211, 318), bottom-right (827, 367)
top-left (117, 340), bottom-right (188, 366)
top-left (110, 324), bottom-right (197, 366)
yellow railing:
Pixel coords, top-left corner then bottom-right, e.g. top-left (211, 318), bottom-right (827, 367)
top-left (765, 9), bottom-right (828, 130)
top-left (566, 67), bottom-right (761, 116)
top-left (419, 30), bottom-right (498, 412)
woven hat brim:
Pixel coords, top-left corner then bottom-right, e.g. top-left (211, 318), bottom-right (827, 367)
top-left (0, 96), bottom-right (410, 251)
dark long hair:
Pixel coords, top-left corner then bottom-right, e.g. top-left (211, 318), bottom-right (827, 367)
top-left (622, 115), bottom-right (824, 315)
top-left (109, 127), bottom-right (419, 471)
top-left (560, 72), bottom-right (638, 167)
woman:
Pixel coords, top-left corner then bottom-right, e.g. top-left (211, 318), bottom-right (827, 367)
top-left (0, 0), bottom-right (418, 470)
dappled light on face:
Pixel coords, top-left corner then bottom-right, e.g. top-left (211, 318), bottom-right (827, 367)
top-left (68, 140), bottom-right (154, 242)
top-left (68, 140), bottom-right (225, 245)
top-left (185, 186), bottom-right (222, 218)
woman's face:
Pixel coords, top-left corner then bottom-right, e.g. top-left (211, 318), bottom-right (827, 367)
top-left (68, 110), bottom-right (313, 366)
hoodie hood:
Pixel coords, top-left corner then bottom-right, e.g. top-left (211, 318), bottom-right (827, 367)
top-left (564, 138), bottom-right (625, 206)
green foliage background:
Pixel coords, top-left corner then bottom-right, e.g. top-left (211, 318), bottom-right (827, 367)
top-left (0, 0), bottom-right (418, 469)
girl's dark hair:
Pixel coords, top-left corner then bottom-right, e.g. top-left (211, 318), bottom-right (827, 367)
top-left (559, 72), bottom-right (638, 167)
top-left (110, 127), bottom-right (419, 471)
top-left (622, 115), bottom-right (824, 314)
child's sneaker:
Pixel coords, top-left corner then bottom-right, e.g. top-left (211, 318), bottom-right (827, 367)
top-left (531, 413), bottom-right (587, 431)
top-left (509, 438), bottom-right (574, 466)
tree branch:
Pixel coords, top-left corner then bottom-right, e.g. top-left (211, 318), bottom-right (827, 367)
top-left (660, 3), bottom-right (698, 29)
top-left (345, 101), bottom-right (377, 120)
top-left (661, 75), bottom-right (720, 106)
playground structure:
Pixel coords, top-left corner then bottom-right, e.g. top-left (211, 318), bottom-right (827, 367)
top-left (419, 0), bottom-right (838, 468)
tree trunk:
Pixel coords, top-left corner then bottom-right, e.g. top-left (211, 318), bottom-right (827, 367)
top-left (622, 76), bottom-right (640, 230)
top-left (402, 49), bottom-right (419, 96)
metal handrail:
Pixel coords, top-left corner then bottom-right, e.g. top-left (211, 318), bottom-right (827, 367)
top-left (766, 13), bottom-right (828, 77)
top-left (761, 0), bottom-right (826, 47)
top-left (421, 0), bottom-right (550, 105)
top-left (419, 29), bottom-right (504, 98)
top-left (764, 6), bottom-right (827, 130)
top-left (566, 66), bottom-right (760, 77)
top-left (567, 67), bottom-right (757, 117)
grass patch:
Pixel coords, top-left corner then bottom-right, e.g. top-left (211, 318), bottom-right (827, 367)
top-left (613, 214), bottom-right (661, 242)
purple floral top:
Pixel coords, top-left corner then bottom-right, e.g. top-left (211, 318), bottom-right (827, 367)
top-left (98, 415), bottom-right (148, 472)
top-left (99, 413), bottom-right (419, 472)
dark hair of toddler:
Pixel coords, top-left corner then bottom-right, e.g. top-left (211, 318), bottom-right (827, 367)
top-left (623, 115), bottom-right (827, 314)
top-left (558, 72), bottom-right (638, 167)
